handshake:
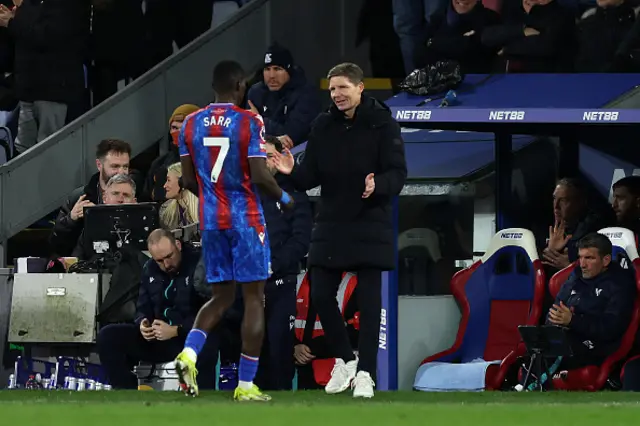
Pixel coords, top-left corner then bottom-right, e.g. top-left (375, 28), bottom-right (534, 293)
top-left (139, 318), bottom-right (178, 341)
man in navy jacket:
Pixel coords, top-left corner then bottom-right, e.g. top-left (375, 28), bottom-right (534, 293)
top-left (247, 44), bottom-right (321, 148)
top-left (254, 137), bottom-right (313, 390)
top-left (97, 229), bottom-right (218, 389)
top-left (547, 232), bottom-right (636, 368)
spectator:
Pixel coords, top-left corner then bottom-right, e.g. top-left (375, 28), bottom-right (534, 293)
top-left (414, 0), bottom-right (501, 73)
top-left (482, 0), bottom-right (575, 72)
top-left (274, 63), bottom-right (407, 398)
top-left (247, 44), bottom-right (321, 149)
top-left (294, 271), bottom-right (359, 390)
top-left (0, 0), bottom-right (90, 153)
top-left (0, 1), bottom-right (15, 114)
top-left (71, 174), bottom-right (137, 260)
top-left (392, 0), bottom-right (449, 75)
top-left (541, 178), bottom-right (609, 271)
top-left (612, 176), bottom-right (640, 235)
top-left (574, 0), bottom-right (640, 72)
top-left (97, 229), bottom-right (219, 390)
top-left (145, 0), bottom-right (214, 67)
top-left (90, 0), bottom-right (147, 105)
top-left (544, 233), bottom-right (635, 370)
top-left (254, 136), bottom-right (313, 391)
top-left (159, 162), bottom-right (199, 231)
top-left (49, 139), bottom-right (144, 256)
top-left (145, 104), bottom-right (201, 202)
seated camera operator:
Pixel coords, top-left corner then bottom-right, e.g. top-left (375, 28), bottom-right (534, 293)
top-left (97, 229), bottom-right (218, 389)
top-left (72, 173), bottom-right (137, 260)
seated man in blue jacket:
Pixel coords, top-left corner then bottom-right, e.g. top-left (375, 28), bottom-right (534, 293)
top-left (97, 229), bottom-right (218, 389)
top-left (253, 136), bottom-right (313, 390)
top-left (247, 44), bottom-right (321, 149)
top-left (546, 232), bottom-right (636, 370)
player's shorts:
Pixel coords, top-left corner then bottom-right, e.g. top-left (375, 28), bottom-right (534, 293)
top-left (201, 225), bottom-right (271, 284)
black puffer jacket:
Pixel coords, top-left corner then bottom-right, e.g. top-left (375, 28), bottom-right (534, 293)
top-left (9, 0), bottom-right (90, 104)
top-left (289, 94), bottom-right (407, 270)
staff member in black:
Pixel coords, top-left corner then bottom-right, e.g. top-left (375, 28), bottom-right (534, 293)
top-left (274, 62), bottom-right (407, 399)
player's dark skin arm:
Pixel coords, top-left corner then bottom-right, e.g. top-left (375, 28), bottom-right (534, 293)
top-left (180, 156), bottom-right (199, 195)
top-left (249, 158), bottom-right (292, 207)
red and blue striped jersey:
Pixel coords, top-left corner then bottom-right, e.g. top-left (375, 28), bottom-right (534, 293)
top-left (178, 103), bottom-right (267, 231)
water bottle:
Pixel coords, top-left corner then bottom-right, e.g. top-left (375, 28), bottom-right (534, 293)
top-left (67, 377), bottom-right (77, 391)
top-left (43, 378), bottom-right (51, 390)
top-left (8, 374), bottom-right (16, 389)
top-left (87, 379), bottom-right (96, 391)
top-left (103, 384), bottom-right (112, 391)
top-left (95, 382), bottom-right (103, 391)
top-left (76, 378), bottom-right (85, 391)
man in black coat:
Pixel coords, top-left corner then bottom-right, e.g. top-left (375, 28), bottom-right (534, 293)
top-left (414, 0), bottom-right (501, 73)
top-left (481, 0), bottom-right (575, 72)
top-left (274, 62), bottom-right (407, 399)
top-left (0, 0), bottom-right (90, 152)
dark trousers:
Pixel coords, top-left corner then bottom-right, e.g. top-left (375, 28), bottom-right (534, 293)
top-left (145, 0), bottom-right (214, 67)
top-left (296, 363), bottom-right (322, 390)
top-left (310, 267), bottom-right (381, 379)
top-left (255, 275), bottom-right (297, 390)
top-left (97, 323), bottom-right (219, 389)
top-left (623, 357), bottom-right (640, 391)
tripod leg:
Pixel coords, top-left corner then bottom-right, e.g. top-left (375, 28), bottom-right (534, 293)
top-left (534, 354), bottom-right (545, 391)
top-left (522, 354), bottom-right (537, 390)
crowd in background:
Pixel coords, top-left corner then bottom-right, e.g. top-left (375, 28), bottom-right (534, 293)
top-left (3, 0), bottom-right (640, 393)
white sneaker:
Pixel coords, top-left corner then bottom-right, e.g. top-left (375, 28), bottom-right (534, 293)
top-left (325, 358), bottom-right (357, 394)
top-left (352, 371), bottom-right (375, 398)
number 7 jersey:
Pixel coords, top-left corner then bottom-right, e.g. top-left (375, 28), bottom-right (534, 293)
top-left (178, 103), bottom-right (267, 231)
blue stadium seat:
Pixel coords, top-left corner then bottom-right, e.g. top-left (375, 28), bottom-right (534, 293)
top-left (418, 228), bottom-right (546, 390)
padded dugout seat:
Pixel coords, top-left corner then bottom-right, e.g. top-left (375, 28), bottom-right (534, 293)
top-left (418, 228), bottom-right (545, 390)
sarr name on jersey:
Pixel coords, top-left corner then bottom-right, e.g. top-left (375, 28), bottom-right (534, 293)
top-left (203, 116), bottom-right (232, 127)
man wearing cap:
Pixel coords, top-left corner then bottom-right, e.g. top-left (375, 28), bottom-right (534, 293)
top-left (145, 103), bottom-right (201, 202)
top-left (247, 44), bottom-right (321, 149)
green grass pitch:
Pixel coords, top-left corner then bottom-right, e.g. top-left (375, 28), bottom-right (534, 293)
top-left (1, 390), bottom-right (640, 425)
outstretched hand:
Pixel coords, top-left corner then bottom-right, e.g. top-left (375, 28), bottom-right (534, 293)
top-left (273, 149), bottom-right (295, 175)
top-left (548, 220), bottom-right (571, 252)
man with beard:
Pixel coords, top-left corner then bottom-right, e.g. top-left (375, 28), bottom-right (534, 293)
top-left (611, 176), bottom-right (640, 238)
top-left (49, 138), bottom-right (145, 256)
top-left (97, 229), bottom-right (219, 390)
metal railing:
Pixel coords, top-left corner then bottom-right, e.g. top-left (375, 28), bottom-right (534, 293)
top-left (0, 0), bottom-right (272, 243)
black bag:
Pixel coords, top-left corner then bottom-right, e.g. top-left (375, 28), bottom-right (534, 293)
top-left (398, 60), bottom-right (464, 97)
